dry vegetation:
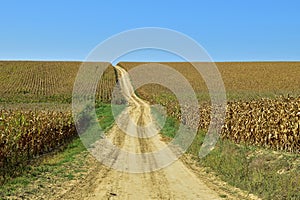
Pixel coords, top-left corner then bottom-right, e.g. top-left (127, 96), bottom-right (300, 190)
top-left (0, 61), bottom-right (117, 103)
top-left (222, 97), bottom-right (300, 153)
top-left (0, 109), bottom-right (75, 183)
top-left (0, 61), bottom-right (118, 184)
top-left (120, 62), bottom-right (300, 153)
top-left (196, 97), bottom-right (300, 153)
top-left (120, 62), bottom-right (300, 100)
top-left (0, 61), bottom-right (78, 103)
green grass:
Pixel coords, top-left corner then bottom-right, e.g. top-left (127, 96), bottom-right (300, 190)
top-left (95, 103), bottom-right (125, 131)
top-left (160, 117), bottom-right (179, 138)
top-left (79, 103), bottom-right (125, 148)
top-left (159, 117), bottom-right (300, 200)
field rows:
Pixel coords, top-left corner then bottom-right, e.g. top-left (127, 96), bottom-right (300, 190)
top-left (0, 61), bottom-right (117, 103)
top-left (120, 62), bottom-right (300, 100)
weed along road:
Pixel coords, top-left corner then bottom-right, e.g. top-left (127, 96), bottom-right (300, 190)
top-left (64, 65), bottom-right (223, 200)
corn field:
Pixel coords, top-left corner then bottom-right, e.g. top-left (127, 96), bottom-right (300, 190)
top-left (0, 62), bottom-right (119, 184)
top-left (221, 97), bottom-right (300, 153)
top-left (120, 62), bottom-right (300, 100)
top-left (120, 62), bottom-right (300, 153)
top-left (0, 110), bottom-right (77, 183)
top-left (156, 96), bottom-right (300, 153)
top-left (0, 61), bottom-right (117, 103)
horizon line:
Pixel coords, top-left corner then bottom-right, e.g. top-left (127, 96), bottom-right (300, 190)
top-left (0, 59), bottom-right (300, 63)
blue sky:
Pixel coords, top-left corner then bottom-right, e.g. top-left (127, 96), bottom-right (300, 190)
top-left (0, 0), bottom-right (299, 61)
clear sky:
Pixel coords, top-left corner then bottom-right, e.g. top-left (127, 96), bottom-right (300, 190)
top-left (0, 0), bottom-right (299, 62)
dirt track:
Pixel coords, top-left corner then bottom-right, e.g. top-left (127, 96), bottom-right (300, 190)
top-left (62, 65), bottom-right (225, 199)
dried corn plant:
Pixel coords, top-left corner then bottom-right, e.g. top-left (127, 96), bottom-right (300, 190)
top-left (0, 110), bottom-right (76, 183)
top-left (221, 96), bottom-right (300, 153)
top-left (180, 96), bottom-right (300, 153)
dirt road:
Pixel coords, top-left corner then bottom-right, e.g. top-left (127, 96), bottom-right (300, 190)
top-left (64, 65), bottom-right (224, 199)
